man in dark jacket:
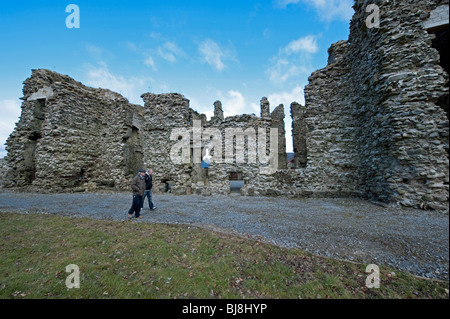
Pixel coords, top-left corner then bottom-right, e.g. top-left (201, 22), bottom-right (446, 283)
top-left (141, 169), bottom-right (156, 210)
top-left (128, 169), bottom-right (146, 219)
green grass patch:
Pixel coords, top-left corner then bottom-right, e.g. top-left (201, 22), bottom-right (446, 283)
top-left (0, 212), bottom-right (448, 299)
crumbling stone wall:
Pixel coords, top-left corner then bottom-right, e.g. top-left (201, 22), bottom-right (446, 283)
top-left (291, 0), bottom-right (449, 208)
top-left (301, 40), bottom-right (362, 198)
top-left (0, 158), bottom-right (6, 188)
top-left (2, 0), bottom-right (448, 210)
top-left (4, 69), bottom-right (144, 191)
top-left (141, 93), bottom-right (282, 196)
top-left (347, 0), bottom-right (449, 209)
top-left (423, 0), bottom-right (449, 31)
top-left (141, 93), bottom-right (201, 195)
top-left (290, 102), bottom-right (307, 168)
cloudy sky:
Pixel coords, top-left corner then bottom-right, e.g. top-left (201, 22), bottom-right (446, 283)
top-left (0, 0), bottom-right (353, 157)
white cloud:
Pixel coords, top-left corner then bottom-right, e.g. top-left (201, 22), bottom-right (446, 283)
top-left (148, 31), bottom-right (162, 40)
top-left (126, 41), bottom-right (138, 52)
top-left (144, 55), bottom-right (156, 70)
top-left (0, 99), bottom-right (21, 158)
top-left (199, 39), bottom-right (238, 71)
top-left (157, 48), bottom-right (176, 63)
top-left (124, 42), bottom-right (157, 70)
top-left (274, 0), bottom-right (353, 21)
top-left (268, 85), bottom-right (305, 107)
top-left (215, 90), bottom-right (259, 118)
top-left (275, 0), bottom-right (300, 6)
top-left (126, 40), bottom-right (186, 68)
top-left (199, 39), bottom-right (225, 71)
top-left (85, 43), bottom-right (115, 63)
top-left (157, 41), bottom-right (185, 63)
top-left (86, 44), bottom-right (104, 59)
top-left (267, 35), bottom-right (317, 85)
top-left (282, 35), bottom-right (318, 55)
top-left (83, 63), bottom-right (153, 105)
top-left (267, 58), bottom-right (309, 84)
top-left (263, 27), bottom-right (273, 39)
top-left (219, 90), bottom-right (245, 117)
top-left (188, 96), bottom-right (214, 121)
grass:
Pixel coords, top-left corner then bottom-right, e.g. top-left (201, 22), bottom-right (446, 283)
top-left (0, 212), bottom-right (448, 299)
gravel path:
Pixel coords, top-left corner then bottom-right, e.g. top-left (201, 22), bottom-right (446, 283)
top-left (0, 190), bottom-right (448, 280)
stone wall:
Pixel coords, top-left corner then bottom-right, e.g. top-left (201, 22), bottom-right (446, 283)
top-left (285, 0), bottom-right (449, 208)
top-left (423, 0), bottom-right (449, 31)
top-left (4, 69), bottom-right (144, 192)
top-left (2, 0), bottom-right (448, 210)
top-left (290, 102), bottom-right (307, 168)
top-left (141, 93), bottom-right (281, 196)
top-left (272, 0), bottom-right (449, 208)
top-left (300, 40), bottom-right (362, 197)
top-left (347, 0), bottom-right (449, 209)
top-left (0, 158), bottom-right (6, 188)
top-left (141, 93), bottom-right (200, 195)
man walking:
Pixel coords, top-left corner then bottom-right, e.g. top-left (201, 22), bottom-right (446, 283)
top-left (141, 169), bottom-right (156, 210)
top-left (128, 169), bottom-right (146, 220)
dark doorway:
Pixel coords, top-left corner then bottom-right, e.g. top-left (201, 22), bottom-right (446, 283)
top-left (124, 126), bottom-right (143, 175)
top-left (22, 99), bottom-right (46, 185)
top-left (429, 26), bottom-right (449, 120)
top-left (229, 172), bottom-right (244, 193)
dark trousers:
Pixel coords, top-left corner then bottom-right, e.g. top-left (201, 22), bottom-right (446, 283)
top-left (141, 190), bottom-right (154, 209)
top-left (128, 195), bottom-right (142, 218)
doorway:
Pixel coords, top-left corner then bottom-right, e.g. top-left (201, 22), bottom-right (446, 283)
top-left (229, 171), bottom-right (244, 193)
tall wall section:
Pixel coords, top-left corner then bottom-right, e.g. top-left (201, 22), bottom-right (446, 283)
top-left (292, 0), bottom-right (449, 208)
top-left (349, 0), bottom-right (449, 209)
top-left (141, 93), bottom-right (202, 195)
top-left (300, 40), bottom-right (362, 198)
top-left (4, 69), bottom-right (144, 191)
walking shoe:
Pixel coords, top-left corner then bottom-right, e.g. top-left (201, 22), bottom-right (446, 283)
top-left (151, 207), bottom-right (157, 210)
top-left (128, 214), bottom-right (133, 220)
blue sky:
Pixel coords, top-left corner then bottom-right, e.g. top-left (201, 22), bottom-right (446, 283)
top-left (0, 0), bottom-right (353, 157)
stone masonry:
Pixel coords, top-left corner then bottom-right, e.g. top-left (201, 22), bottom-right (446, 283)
top-left (347, 0), bottom-right (449, 209)
top-left (4, 69), bottom-right (144, 192)
top-left (2, 0), bottom-right (449, 210)
top-left (140, 93), bottom-right (280, 197)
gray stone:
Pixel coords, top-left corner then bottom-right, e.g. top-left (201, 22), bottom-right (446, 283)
top-left (1, 0), bottom-right (448, 212)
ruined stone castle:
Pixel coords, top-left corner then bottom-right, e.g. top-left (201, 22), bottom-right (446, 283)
top-left (2, 0), bottom-right (449, 210)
